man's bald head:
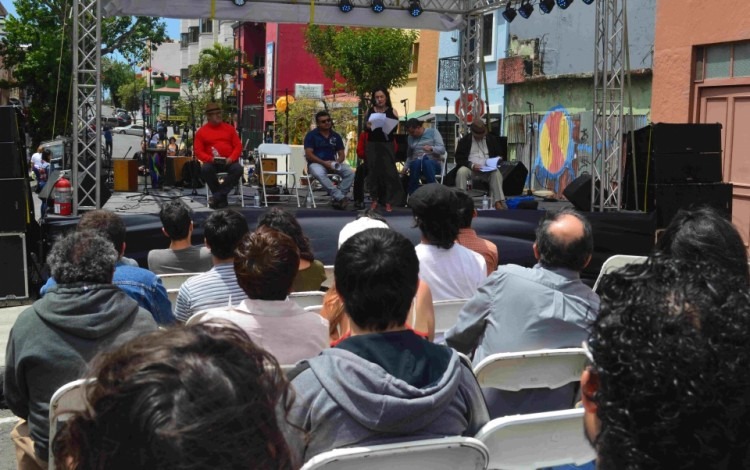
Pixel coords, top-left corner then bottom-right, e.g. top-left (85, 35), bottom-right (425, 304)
top-left (534, 209), bottom-right (593, 271)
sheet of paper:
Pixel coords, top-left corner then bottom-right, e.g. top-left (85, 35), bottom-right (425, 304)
top-left (368, 112), bottom-right (386, 130)
top-left (480, 156), bottom-right (501, 172)
top-left (383, 117), bottom-right (399, 135)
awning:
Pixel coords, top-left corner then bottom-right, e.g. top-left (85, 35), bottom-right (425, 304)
top-left (401, 110), bottom-right (435, 122)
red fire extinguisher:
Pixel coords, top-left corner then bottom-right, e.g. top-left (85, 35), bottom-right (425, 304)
top-left (51, 176), bottom-right (73, 216)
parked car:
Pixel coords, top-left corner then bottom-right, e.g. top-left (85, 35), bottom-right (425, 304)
top-left (113, 124), bottom-right (145, 136)
top-left (113, 107), bottom-right (128, 116)
top-left (116, 113), bottom-right (132, 126)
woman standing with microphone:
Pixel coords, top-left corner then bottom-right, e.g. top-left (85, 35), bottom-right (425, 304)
top-left (365, 87), bottom-right (404, 212)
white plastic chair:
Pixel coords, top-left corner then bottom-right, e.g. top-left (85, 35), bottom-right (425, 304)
top-left (290, 291), bottom-right (326, 308)
top-left (185, 311), bottom-right (208, 326)
top-left (593, 254), bottom-right (647, 292)
top-left (156, 272), bottom-right (201, 290)
top-left (49, 379), bottom-right (94, 470)
top-left (433, 299), bottom-right (470, 336)
top-left (473, 348), bottom-right (588, 392)
top-left (304, 304), bottom-right (323, 315)
top-left (300, 437), bottom-right (490, 470)
top-left (475, 408), bottom-right (596, 470)
top-left (257, 143), bottom-right (301, 207)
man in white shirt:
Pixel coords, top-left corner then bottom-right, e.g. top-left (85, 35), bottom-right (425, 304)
top-left (454, 120), bottom-right (507, 209)
top-left (409, 183), bottom-right (486, 301)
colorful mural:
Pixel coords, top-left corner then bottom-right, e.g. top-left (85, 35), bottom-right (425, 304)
top-left (530, 105), bottom-right (577, 194)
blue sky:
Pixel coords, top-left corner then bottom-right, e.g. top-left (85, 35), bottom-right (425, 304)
top-left (3, 1), bottom-right (182, 40)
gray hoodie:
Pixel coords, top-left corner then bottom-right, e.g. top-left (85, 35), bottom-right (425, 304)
top-left (286, 331), bottom-right (489, 463)
top-left (4, 283), bottom-right (157, 461)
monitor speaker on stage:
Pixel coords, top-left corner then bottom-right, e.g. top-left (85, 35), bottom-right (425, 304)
top-left (499, 161), bottom-right (528, 196)
top-left (0, 106), bottom-right (20, 143)
top-left (563, 174), bottom-right (600, 212)
top-left (0, 178), bottom-right (30, 232)
top-left (637, 182), bottom-right (732, 227)
top-left (0, 232), bottom-right (28, 300)
top-left (0, 142), bottom-right (24, 179)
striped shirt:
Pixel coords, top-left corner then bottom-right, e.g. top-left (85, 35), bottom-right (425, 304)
top-left (174, 263), bottom-right (247, 323)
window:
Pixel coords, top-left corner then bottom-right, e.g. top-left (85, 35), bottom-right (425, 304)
top-left (188, 27), bottom-right (199, 43)
top-left (180, 33), bottom-right (189, 49)
top-left (410, 43), bottom-right (420, 74)
top-left (200, 19), bottom-right (213, 34)
top-left (253, 54), bottom-right (264, 69)
top-left (695, 41), bottom-right (750, 81)
top-left (180, 68), bottom-right (189, 82)
top-left (482, 13), bottom-right (494, 58)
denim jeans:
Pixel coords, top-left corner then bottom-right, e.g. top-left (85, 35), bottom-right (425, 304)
top-left (407, 158), bottom-right (442, 194)
top-left (308, 162), bottom-right (354, 201)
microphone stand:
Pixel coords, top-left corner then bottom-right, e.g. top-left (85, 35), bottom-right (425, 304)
top-left (526, 101), bottom-right (535, 196)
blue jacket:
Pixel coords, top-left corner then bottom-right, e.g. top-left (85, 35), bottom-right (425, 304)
top-left (41, 261), bottom-right (174, 325)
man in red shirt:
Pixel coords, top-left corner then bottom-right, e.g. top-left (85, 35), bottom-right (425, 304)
top-left (194, 102), bottom-right (243, 209)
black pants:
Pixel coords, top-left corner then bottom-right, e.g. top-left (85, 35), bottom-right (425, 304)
top-left (366, 142), bottom-right (404, 206)
top-left (353, 160), bottom-right (368, 203)
top-left (201, 161), bottom-right (243, 200)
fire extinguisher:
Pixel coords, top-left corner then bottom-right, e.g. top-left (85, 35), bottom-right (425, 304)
top-left (51, 176), bottom-right (73, 216)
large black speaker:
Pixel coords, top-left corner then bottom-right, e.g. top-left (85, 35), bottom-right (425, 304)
top-left (638, 182), bottom-right (733, 227)
top-left (0, 178), bottom-right (30, 232)
top-left (563, 174), bottom-right (600, 212)
top-left (0, 142), bottom-right (24, 179)
top-left (0, 232), bottom-right (28, 299)
top-left (0, 106), bottom-right (20, 143)
top-left (499, 161), bottom-right (528, 196)
top-left (633, 123), bottom-right (722, 155)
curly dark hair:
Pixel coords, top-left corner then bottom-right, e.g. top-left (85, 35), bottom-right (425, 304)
top-left (52, 321), bottom-right (297, 470)
top-left (589, 255), bottom-right (750, 469)
top-left (257, 208), bottom-right (314, 262)
top-left (656, 206), bottom-right (749, 284)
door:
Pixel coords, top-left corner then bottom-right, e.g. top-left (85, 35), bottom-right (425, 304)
top-left (699, 86), bottom-right (750, 246)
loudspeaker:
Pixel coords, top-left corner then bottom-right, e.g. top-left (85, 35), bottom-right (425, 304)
top-left (261, 158), bottom-right (277, 186)
top-left (563, 174), bottom-right (600, 212)
top-left (0, 106), bottom-right (20, 143)
top-left (633, 123), bottom-right (722, 155)
top-left (637, 182), bottom-right (732, 227)
top-left (77, 173), bottom-right (112, 207)
top-left (0, 178), bottom-right (29, 232)
top-left (499, 161), bottom-right (528, 196)
top-left (0, 142), bottom-right (24, 179)
top-left (114, 159), bottom-right (138, 192)
top-left (164, 156), bottom-right (190, 186)
top-left (0, 232), bottom-right (28, 299)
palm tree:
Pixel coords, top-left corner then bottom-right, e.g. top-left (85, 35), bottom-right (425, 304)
top-left (190, 43), bottom-right (250, 103)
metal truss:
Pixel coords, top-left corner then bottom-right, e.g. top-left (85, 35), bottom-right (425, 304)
top-left (73, 0), bottom-right (102, 213)
top-left (592, 0), bottom-right (626, 211)
top-left (457, 14), bottom-right (482, 135)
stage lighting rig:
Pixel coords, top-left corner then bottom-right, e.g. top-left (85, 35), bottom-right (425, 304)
top-left (408, 0), bottom-right (423, 17)
top-left (371, 0), bottom-right (385, 13)
top-left (501, 1), bottom-right (517, 23)
top-left (556, 0), bottom-right (573, 8)
top-left (339, 0), bottom-right (353, 12)
top-left (582, 0), bottom-right (594, 4)
top-left (539, 0), bottom-right (554, 13)
top-left (232, 0), bottom-right (246, 6)
top-left (518, 0), bottom-right (533, 18)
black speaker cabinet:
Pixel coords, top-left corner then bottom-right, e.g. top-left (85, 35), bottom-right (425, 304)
top-left (633, 123), bottom-right (722, 155)
top-left (0, 106), bottom-right (20, 143)
top-left (0, 232), bottom-right (28, 300)
top-left (635, 182), bottom-right (733, 227)
top-left (0, 178), bottom-right (30, 232)
top-left (563, 174), bottom-right (601, 212)
top-left (0, 142), bottom-right (24, 179)
top-left (499, 161), bottom-right (528, 196)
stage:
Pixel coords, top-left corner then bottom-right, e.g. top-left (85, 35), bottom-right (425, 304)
top-left (36, 181), bottom-right (658, 288)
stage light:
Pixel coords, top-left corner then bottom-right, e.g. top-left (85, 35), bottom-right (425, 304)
top-left (339, 0), bottom-right (353, 12)
top-left (518, 0), bottom-right (533, 18)
top-left (501, 1), bottom-right (517, 23)
top-left (232, 0), bottom-right (246, 6)
top-left (371, 0), bottom-right (385, 13)
top-left (556, 0), bottom-right (573, 8)
top-left (539, 0), bottom-right (554, 13)
top-left (408, 0), bottom-right (423, 17)
top-left (582, 0), bottom-right (594, 4)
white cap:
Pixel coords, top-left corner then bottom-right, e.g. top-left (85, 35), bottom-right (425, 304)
top-left (338, 217), bottom-right (390, 248)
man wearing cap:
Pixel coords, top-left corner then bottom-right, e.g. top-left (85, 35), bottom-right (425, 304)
top-left (409, 183), bottom-right (486, 301)
top-left (454, 120), bottom-right (507, 210)
top-left (194, 102), bottom-right (243, 209)
top-left (304, 110), bottom-right (355, 210)
top-left (404, 118), bottom-right (447, 195)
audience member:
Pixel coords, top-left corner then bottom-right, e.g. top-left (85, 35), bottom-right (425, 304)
top-left (41, 210), bottom-right (173, 325)
top-left (455, 189), bottom-right (498, 274)
top-left (286, 228), bottom-right (488, 462)
top-left (52, 322), bottom-right (296, 470)
top-left (656, 206), bottom-right (749, 283)
top-left (409, 183), bottom-right (486, 300)
top-left (446, 208), bottom-right (599, 416)
top-left (174, 209), bottom-right (249, 322)
top-left (147, 200), bottom-right (212, 274)
top-left (198, 227), bottom-right (328, 364)
top-left (257, 208), bottom-right (326, 292)
top-left (303, 110), bottom-right (354, 210)
top-left (322, 212), bottom-right (435, 344)
top-left (582, 255), bottom-right (750, 469)
top-left (5, 231), bottom-right (157, 469)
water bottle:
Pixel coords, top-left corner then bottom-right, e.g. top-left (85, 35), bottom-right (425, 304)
top-left (305, 190), bottom-right (313, 208)
top-left (253, 193), bottom-right (260, 208)
top-left (482, 194), bottom-right (489, 210)
top-left (466, 177), bottom-right (473, 192)
top-left (211, 147), bottom-right (220, 159)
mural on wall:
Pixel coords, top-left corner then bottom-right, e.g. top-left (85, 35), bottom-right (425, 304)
top-left (529, 105), bottom-right (578, 195)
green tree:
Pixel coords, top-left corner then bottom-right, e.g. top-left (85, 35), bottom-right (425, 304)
top-left (190, 43), bottom-right (250, 103)
top-left (305, 25), bottom-right (417, 122)
top-left (117, 77), bottom-right (147, 117)
top-left (103, 58), bottom-right (137, 109)
top-left (0, 0), bottom-right (168, 145)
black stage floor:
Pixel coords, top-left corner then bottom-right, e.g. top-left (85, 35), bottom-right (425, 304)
top-left (38, 185), bottom-right (658, 285)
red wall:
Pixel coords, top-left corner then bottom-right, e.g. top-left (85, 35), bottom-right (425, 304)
top-left (237, 22), bottom-right (266, 109)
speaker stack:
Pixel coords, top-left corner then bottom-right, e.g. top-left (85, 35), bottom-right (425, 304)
top-left (0, 106), bottom-right (30, 299)
top-left (623, 123), bottom-right (731, 227)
